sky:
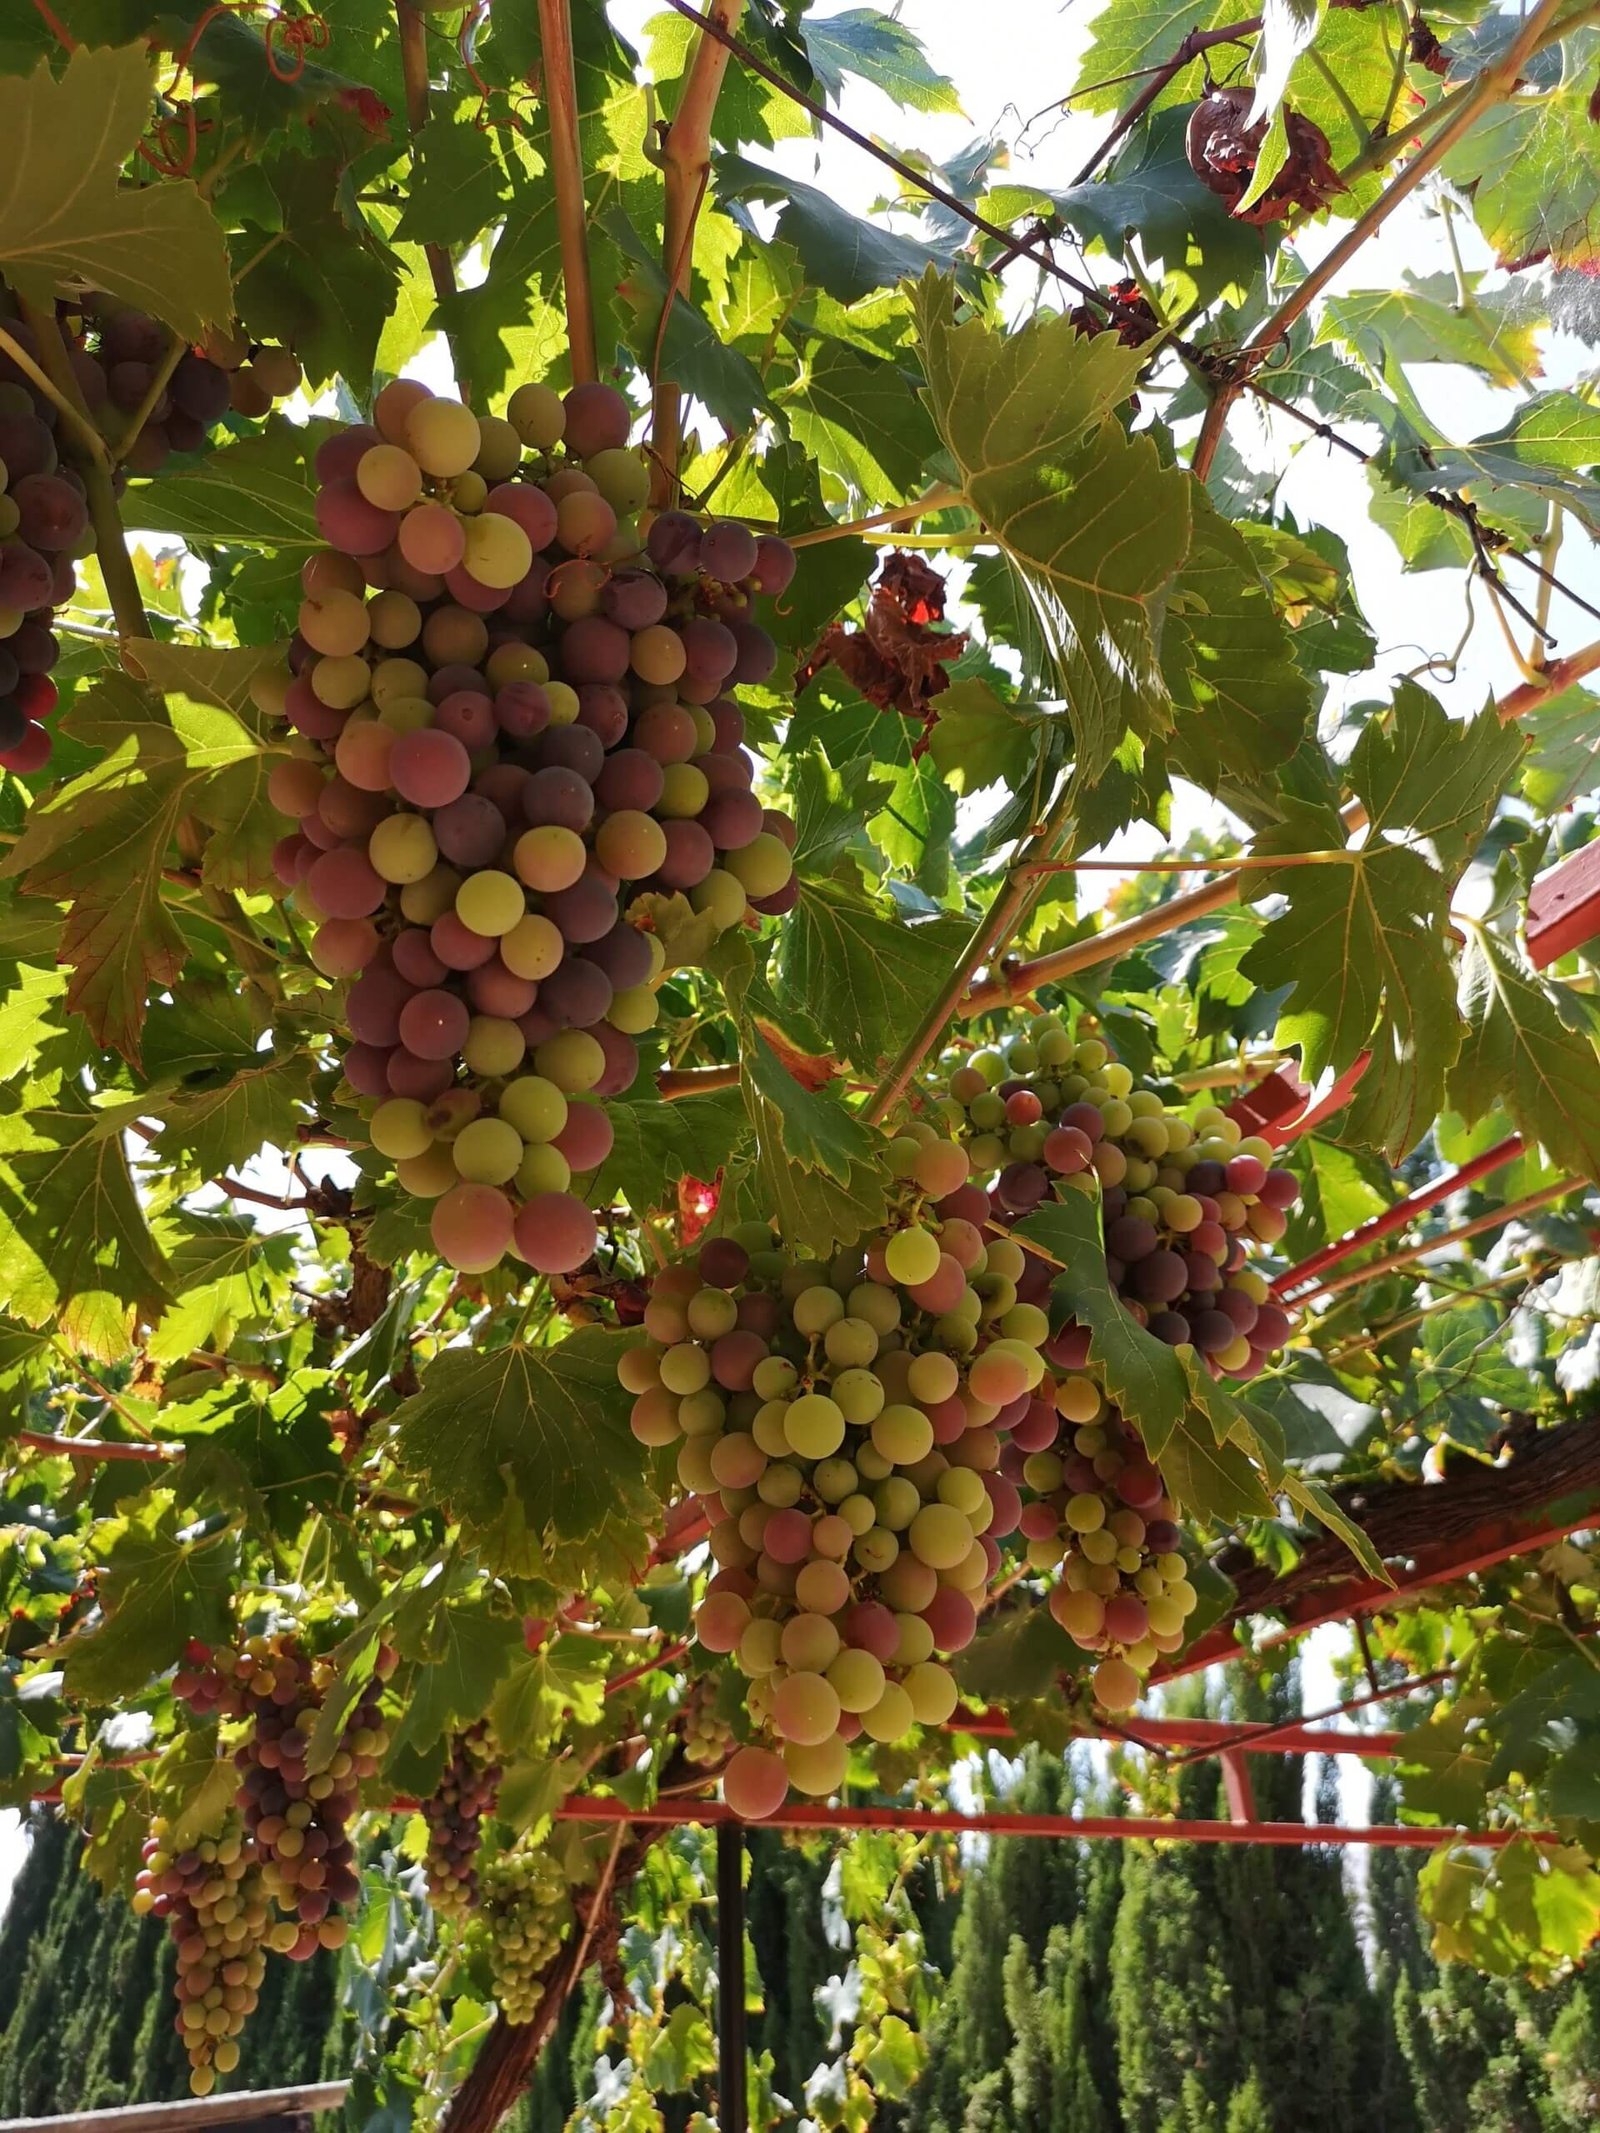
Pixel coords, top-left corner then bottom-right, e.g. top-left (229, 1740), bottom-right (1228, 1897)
top-left (9, 0), bottom-right (1582, 1912)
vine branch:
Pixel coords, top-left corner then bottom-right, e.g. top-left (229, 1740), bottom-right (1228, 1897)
top-left (395, 0), bottom-right (467, 393)
top-left (537, 0), bottom-right (598, 385)
top-left (650, 0), bottom-right (744, 506)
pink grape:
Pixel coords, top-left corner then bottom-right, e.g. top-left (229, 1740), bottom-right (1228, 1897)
top-left (393, 928), bottom-right (450, 987)
top-left (391, 728), bottom-right (471, 807)
top-left (312, 917), bottom-right (378, 976)
top-left (485, 482), bottom-right (557, 548)
top-left (431, 1183), bottom-right (514, 1272)
top-left (562, 381), bottom-right (631, 457)
top-left (435, 690), bottom-right (497, 750)
top-left (398, 502), bottom-right (466, 575)
top-left (431, 911), bottom-right (498, 971)
top-left (523, 766), bottom-right (594, 831)
top-left (307, 847), bottom-right (386, 919)
top-left (433, 793), bottom-right (507, 869)
top-left (722, 1745), bottom-right (788, 1821)
top-left (399, 989), bottom-right (471, 1061)
top-left (553, 1100), bottom-right (612, 1173)
top-left (343, 1041), bottom-right (393, 1097)
top-left (316, 478), bottom-right (399, 557)
top-left (922, 1587), bottom-right (977, 1652)
top-left (387, 1048), bottom-right (454, 1101)
top-left (495, 682), bottom-right (550, 740)
top-left (512, 1193), bottom-right (599, 1273)
top-left (346, 969), bottom-right (415, 1046)
top-left (467, 963), bottom-right (537, 1018)
top-left (576, 684), bottom-right (629, 746)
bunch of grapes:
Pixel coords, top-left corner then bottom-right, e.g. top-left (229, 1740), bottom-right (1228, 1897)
top-left (0, 390), bottom-right (81, 779)
top-left (257, 376), bottom-right (799, 1282)
top-left (67, 300), bottom-right (302, 472)
top-left (132, 1812), bottom-right (273, 2096)
top-left (680, 1674), bottom-right (736, 1768)
top-left (174, 1634), bottom-right (394, 1952)
top-left (475, 1847), bottom-right (573, 2023)
top-left (421, 1721), bottom-right (502, 1920)
top-left (618, 1123), bottom-right (1059, 1819)
top-left (1007, 1380), bottom-right (1197, 1710)
top-left (942, 1013), bottom-right (1299, 1377)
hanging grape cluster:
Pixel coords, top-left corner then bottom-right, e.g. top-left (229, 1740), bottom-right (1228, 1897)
top-left (680, 1674), bottom-right (736, 1768)
top-left (619, 1123), bottom-right (1060, 1818)
top-left (942, 1014), bottom-right (1299, 1378)
top-left (132, 1813), bottom-right (273, 2097)
top-left (173, 1634), bottom-right (392, 1936)
top-left (1009, 1384), bottom-right (1197, 1710)
top-left (259, 377), bottom-right (798, 1280)
top-left (475, 1846), bottom-right (574, 2023)
top-left (68, 299), bottom-right (303, 472)
top-left (421, 1721), bottom-right (501, 1920)
top-left (0, 393), bottom-right (80, 778)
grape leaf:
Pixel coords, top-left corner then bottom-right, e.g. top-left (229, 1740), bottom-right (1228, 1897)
top-left (1446, 32), bottom-right (1600, 270)
top-left (605, 207), bottom-right (770, 430)
top-left (232, 156), bottom-right (400, 394)
top-left (0, 1066), bottom-right (169, 1357)
top-left (129, 419), bottom-right (331, 553)
top-left (720, 157), bottom-right (957, 305)
top-left (387, 1597), bottom-right (526, 1763)
top-left (151, 1042), bottom-right (318, 1179)
top-left (60, 1495), bottom-right (239, 1703)
top-left (0, 677), bottom-right (265, 1060)
top-left (785, 341), bottom-right (942, 501)
top-left (391, 1330), bottom-right (661, 1563)
top-left (775, 876), bottom-right (971, 1076)
top-left (594, 1087), bottom-right (748, 1215)
top-left (0, 44), bottom-right (231, 339)
top-left (394, 111), bottom-right (513, 250)
top-left (912, 271), bottom-right (1190, 784)
top-left (1160, 488), bottom-right (1313, 791)
top-left (1075, 0), bottom-right (1231, 115)
top-left (1355, 683), bottom-right (1526, 872)
top-left (801, 10), bottom-right (961, 113)
top-left (739, 1032), bottom-right (892, 1255)
top-left (1321, 273), bottom-right (1541, 390)
top-left (1519, 688), bottom-right (1600, 812)
top-left (1449, 927), bottom-right (1600, 1184)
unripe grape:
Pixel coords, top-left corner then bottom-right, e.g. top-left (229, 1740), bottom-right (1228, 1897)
top-left (406, 397), bottom-right (481, 478)
top-left (860, 1683), bottom-right (915, 1743)
top-left (783, 1734), bottom-right (849, 1797)
top-left (772, 1672), bottom-right (841, 1747)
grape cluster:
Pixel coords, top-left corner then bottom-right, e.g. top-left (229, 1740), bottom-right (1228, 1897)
top-left (422, 1721), bottom-right (501, 1920)
top-left (133, 1813), bottom-right (272, 2096)
top-left (942, 1014), bottom-right (1299, 1378)
top-left (619, 1124), bottom-right (1057, 1818)
top-left (680, 1674), bottom-right (736, 1768)
top-left (258, 377), bottom-right (798, 1281)
top-left (1008, 1381), bottom-right (1196, 1710)
top-left (476, 1847), bottom-right (573, 2023)
top-left (69, 301), bottom-right (303, 473)
top-left (0, 395), bottom-right (80, 779)
top-left (174, 1635), bottom-right (393, 1950)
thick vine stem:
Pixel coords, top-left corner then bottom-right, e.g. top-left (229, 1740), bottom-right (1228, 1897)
top-left (960, 799), bottom-right (1369, 1016)
top-left (441, 1830), bottom-right (644, 2133)
top-left (651, 0), bottom-right (745, 506)
top-left (1192, 0), bottom-right (1571, 482)
top-left (1496, 636), bottom-right (1600, 722)
top-left (864, 775), bottom-right (1083, 1126)
top-left (395, 0), bottom-right (466, 391)
top-left (19, 297), bottom-right (150, 640)
top-left (537, 0), bottom-right (598, 385)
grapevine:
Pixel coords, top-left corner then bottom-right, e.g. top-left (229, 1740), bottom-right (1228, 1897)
top-left (619, 1121), bottom-right (1058, 1815)
top-left (423, 1722), bottom-right (503, 1920)
top-left (259, 378), bottom-right (798, 1279)
top-left (942, 1012), bottom-right (1299, 1378)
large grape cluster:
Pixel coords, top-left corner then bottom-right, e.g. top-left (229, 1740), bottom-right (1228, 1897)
top-left (475, 1847), bottom-right (573, 2023)
top-left (1008, 1384), bottom-right (1197, 1710)
top-left (422, 1722), bottom-right (501, 1920)
top-left (174, 1634), bottom-right (393, 1951)
top-left (942, 1013), bottom-right (1299, 1378)
top-left (133, 1812), bottom-right (272, 2097)
top-left (0, 393), bottom-right (81, 779)
top-left (680, 1674), bottom-right (736, 1768)
top-left (619, 1124), bottom-right (1057, 1818)
top-left (258, 377), bottom-right (798, 1281)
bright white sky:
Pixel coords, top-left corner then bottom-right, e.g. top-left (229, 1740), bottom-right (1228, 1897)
top-left (17, 0), bottom-right (1581, 1913)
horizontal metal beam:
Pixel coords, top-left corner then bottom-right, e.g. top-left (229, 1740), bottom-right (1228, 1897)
top-left (551, 1796), bottom-right (1548, 1851)
top-left (0, 2087), bottom-right (349, 2133)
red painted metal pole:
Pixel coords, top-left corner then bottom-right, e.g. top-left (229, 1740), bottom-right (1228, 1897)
top-left (1273, 1135), bottom-right (1525, 1297)
top-left (949, 1708), bottom-right (1408, 1759)
top-left (553, 1796), bottom-right (1552, 1850)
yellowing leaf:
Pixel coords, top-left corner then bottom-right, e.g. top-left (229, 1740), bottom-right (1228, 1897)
top-left (0, 44), bottom-right (231, 337)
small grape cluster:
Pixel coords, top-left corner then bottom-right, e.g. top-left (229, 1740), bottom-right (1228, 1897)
top-left (680, 1675), bottom-right (736, 1768)
top-left (133, 1813), bottom-right (272, 2096)
top-left (475, 1847), bottom-right (573, 2023)
top-left (619, 1124), bottom-right (1058, 1818)
top-left (259, 376), bottom-right (798, 1282)
top-left (71, 301), bottom-right (302, 473)
top-left (0, 394), bottom-right (80, 778)
top-left (942, 1014), bottom-right (1299, 1378)
top-left (1009, 1379), bottom-right (1197, 1710)
top-left (174, 1635), bottom-right (395, 1949)
top-left (421, 1721), bottom-right (502, 1920)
